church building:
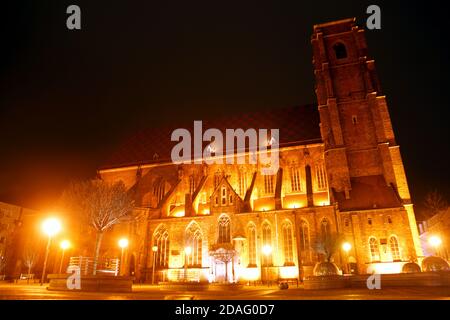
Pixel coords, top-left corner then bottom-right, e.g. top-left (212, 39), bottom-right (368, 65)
top-left (98, 18), bottom-right (423, 283)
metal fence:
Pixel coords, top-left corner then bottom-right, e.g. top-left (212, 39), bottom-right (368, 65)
top-left (68, 256), bottom-right (120, 276)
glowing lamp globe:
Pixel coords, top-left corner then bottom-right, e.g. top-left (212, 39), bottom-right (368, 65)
top-left (262, 245), bottom-right (272, 256)
top-left (41, 218), bottom-right (62, 237)
top-left (428, 235), bottom-right (442, 248)
top-left (342, 242), bottom-right (352, 252)
top-left (60, 240), bottom-right (71, 250)
top-left (118, 238), bottom-right (129, 249)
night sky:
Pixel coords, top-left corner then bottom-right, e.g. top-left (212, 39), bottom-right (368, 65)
top-left (1, 1), bottom-right (449, 218)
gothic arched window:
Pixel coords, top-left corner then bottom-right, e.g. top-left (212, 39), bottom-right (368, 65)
top-left (282, 221), bottom-right (294, 266)
top-left (333, 42), bottom-right (347, 59)
top-left (369, 237), bottom-right (380, 262)
top-left (247, 223), bottom-right (257, 267)
top-left (389, 236), bottom-right (401, 261)
top-left (321, 218), bottom-right (331, 242)
top-left (261, 222), bottom-right (272, 266)
top-left (299, 219), bottom-right (311, 263)
top-left (185, 222), bottom-right (203, 267)
top-left (153, 226), bottom-right (170, 269)
top-left (218, 214), bottom-right (231, 243)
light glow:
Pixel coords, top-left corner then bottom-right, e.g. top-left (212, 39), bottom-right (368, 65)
top-left (41, 217), bottom-right (62, 237)
top-left (342, 242), bottom-right (352, 252)
top-left (428, 235), bottom-right (442, 248)
top-left (118, 238), bottom-right (129, 249)
top-left (184, 246), bottom-right (192, 255)
top-left (60, 240), bottom-right (71, 250)
top-left (367, 262), bottom-right (402, 274)
top-left (262, 245), bottom-right (272, 256)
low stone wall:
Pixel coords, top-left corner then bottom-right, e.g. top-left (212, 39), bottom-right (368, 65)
top-left (303, 272), bottom-right (450, 290)
top-left (349, 272), bottom-right (450, 288)
top-left (47, 274), bottom-right (134, 293)
top-left (159, 282), bottom-right (209, 291)
top-left (303, 276), bottom-right (348, 290)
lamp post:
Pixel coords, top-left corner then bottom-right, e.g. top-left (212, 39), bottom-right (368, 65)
top-left (262, 245), bottom-right (272, 286)
top-left (118, 238), bottom-right (129, 276)
top-left (184, 246), bottom-right (192, 282)
top-left (151, 245), bottom-right (158, 285)
top-left (429, 235), bottom-right (442, 257)
top-left (342, 242), bottom-right (352, 275)
top-left (40, 217), bottom-right (62, 285)
top-left (59, 240), bottom-right (71, 274)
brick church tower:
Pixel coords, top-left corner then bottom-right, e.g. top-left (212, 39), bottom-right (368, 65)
top-left (311, 18), bottom-right (423, 257)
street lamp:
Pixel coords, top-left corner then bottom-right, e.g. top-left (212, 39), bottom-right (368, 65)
top-left (262, 245), bottom-right (272, 286)
top-left (40, 217), bottom-right (62, 285)
top-left (428, 235), bottom-right (442, 256)
top-left (184, 246), bottom-right (192, 282)
top-left (118, 238), bottom-right (129, 276)
top-left (59, 240), bottom-right (71, 274)
top-left (151, 245), bottom-right (158, 285)
top-left (342, 242), bottom-right (352, 274)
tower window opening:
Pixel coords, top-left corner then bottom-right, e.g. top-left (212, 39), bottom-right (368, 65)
top-left (333, 42), bottom-right (347, 59)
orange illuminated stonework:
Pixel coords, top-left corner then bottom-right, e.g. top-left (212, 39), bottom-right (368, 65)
top-left (98, 18), bottom-right (423, 283)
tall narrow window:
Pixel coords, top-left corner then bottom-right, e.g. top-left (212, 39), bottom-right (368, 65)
top-left (321, 218), bottom-right (331, 242)
top-left (247, 223), bottom-right (257, 267)
top-left (221, 187), bottom-right (227, 205)
top-left (153, 179), bottom-right (166, 204)
top-left (389, 236), bottom-right (401, 261)
top-left (261, 222), bottom-right (272, 266)
top-left (189, 174), bottom-right (196, 195)
top-left (282, 221), bottom-right (294, 265)
top-left (369, 237), bottom-right (380, 262)
top-left (239, 170), bottom-right (247, 197)
top-left (214, 172), bottom-right (221, 188)
top-left (315, 163), bottom-right (327, 191)
top-left (153, 226), bottom-right (170, 269)
top-left (218, 215), bottom-right (231, 243)
top-left (290, 166), bottom-right (302, 192)
top-left (299, 220), bottom-right (310, 263)
top-left (264, 175), bottom-right (274, 195)
top-left (185, 223), bottom-right (203, 267)
top-left (333, 42), bottom-right (347, 59)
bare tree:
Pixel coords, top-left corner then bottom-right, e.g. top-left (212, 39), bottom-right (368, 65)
top-left (423, 190), bottom-right (448, 218)
top-left (23, 244), bottom-right (38, 283)
top-left (314, 233), bottom-right (344, 262)
top-left (62, 179), bottom-right (135, 275)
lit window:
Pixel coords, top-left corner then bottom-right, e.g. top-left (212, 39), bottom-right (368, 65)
top-left (218, 215), bottom-right (231, 243)
top-left (315, 163), bottom-right (327, 191)
top-left (261, 222), bottom-right (272, 266)
top-left (290, 166), bottom-right (302, 192)
top-left (369, 237), bottom-right (380, 262)
top-left (299, 220), bottom-right (311, 263)
top-left (321, 218), bottom-right (331, 242)
top-left (282, 221), bottom-right (294, 266)
top-left (368, 217), bottom-right (373, 225)
top-left (214, 172), bottom-right (221, 188)
top-left (264, 175), bottom-right (274, 195)
top-left (387, 216), bottom-right (392, 224)
top-left (153, 226), bottom-right (170, 269)
top-left (153, 179), bottom-right (166, 204)
top-left (389, 236), bottom-right (401, 261)
top-left (239, 170), bottom-right (247, 197)
top-left (221, 187), bottom-right (227, 205)
top-left (189, 174), bottom-right (196, 195)
top-left (247, 223), bottom-right (257, 267)
top-left (185, 223), bottom-right (203, 267)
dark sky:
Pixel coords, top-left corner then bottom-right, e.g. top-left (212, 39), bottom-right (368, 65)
top-left (1, 0), bottom-right (449, 217)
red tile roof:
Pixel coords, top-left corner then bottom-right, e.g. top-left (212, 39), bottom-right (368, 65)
top-left (100, 104), bottom-right (322, 169)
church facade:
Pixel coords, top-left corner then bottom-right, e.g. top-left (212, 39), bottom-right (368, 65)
top-left (98, 18), bottom-right (423, 283)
